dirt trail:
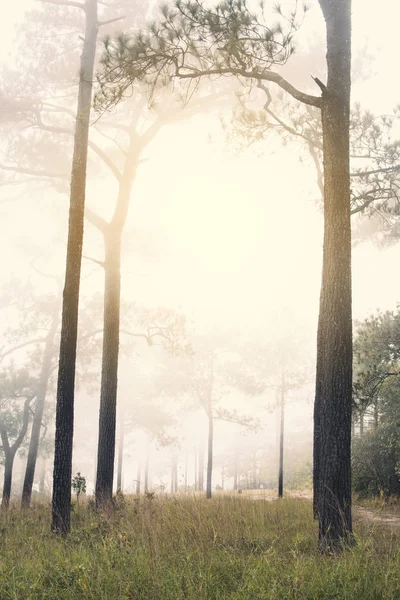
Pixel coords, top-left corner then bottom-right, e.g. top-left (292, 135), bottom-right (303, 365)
top-left (353, 506), bottom-right (400, 530)
top-left (246, 491), bottom-right (400, 530)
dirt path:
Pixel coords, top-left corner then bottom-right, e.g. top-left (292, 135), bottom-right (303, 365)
top-left (353, 506), bottom-right (400, 530)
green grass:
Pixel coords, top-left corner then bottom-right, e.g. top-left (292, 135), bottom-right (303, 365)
top-left (0, 495), bottom-right (399, 599)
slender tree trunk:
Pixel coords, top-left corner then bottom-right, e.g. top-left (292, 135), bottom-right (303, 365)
top-left (360, 410), bottom-right (364, 436)
top-left (22, 305), bottom-right (59, 508)
top-left (278, 374), bottom-right (285, 499)
top-left (136, 462), bottom-right (141, 495)
top-left (51, 0), bottom-right (98, 535)
top-left (39, 458), bottom-right (46, 495)
top-left (94, 128), bottom-right (139, 507)
top-left (198, 442), bottom-right (204, 492)
top-left (95, 234), bottom-right (121, 506)
top-left (116, 408), bottom-right (124, 493)
top-left (206, 414), bottom-right (213, 499)
top-left (374, 402), bottom-right (379, 430)
top-left (314, 0), bottom-right (352, 550)
top-left (1, 453), bottom-right (15, 509)
top-left (185, 452), bottom-right (188, 492)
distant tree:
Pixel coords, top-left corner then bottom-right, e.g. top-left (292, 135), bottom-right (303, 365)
top-left (71, 472), bottom-right (86, 503)
top-left (0, 368), bottom-right (36, 508)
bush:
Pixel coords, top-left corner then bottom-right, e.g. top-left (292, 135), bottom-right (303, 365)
top-left (352, 428), bottom-right (400, 498)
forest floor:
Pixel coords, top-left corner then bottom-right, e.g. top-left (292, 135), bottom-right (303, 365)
top-left (0, 494), bottom-right (400, 599)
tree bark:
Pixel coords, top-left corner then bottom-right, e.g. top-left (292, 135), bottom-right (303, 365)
top-left (51, 0), bottom-right (98, 534)
top-left (1, 454), bottom-right (15, 509)
top-left (206, 413), bottom-right (213, 499)
top-left (22, 303), bottom-right (59, 508)
top-left (278, 373), bottom-right (285, 499)
top-left (314, 0), bottom-right (353, 550)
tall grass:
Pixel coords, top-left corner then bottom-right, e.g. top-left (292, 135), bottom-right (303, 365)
top-left (0, 494), bottom-right (399, 599)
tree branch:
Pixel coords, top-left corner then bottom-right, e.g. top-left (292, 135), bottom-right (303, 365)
top-left (38, 0), bottom-right (85, 9)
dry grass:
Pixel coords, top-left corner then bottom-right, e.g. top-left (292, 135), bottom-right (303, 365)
top-left (0, 494), bottom-right (399, 599)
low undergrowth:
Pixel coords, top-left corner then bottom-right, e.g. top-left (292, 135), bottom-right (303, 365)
top-left (0, 495), bottom-right (399, 599)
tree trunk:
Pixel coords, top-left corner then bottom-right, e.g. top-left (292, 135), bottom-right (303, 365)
top-left (198, 442), bottom-right (204, 492)
top-left (22, 304), bottom-right (59, 508)
top-left (116, 408), bottom-right (124, 493)
top-left (1, 453), bottom-right (15, 509)
top-left (136, 462), bottom-right (141, 495)
top-left (95, 234), bottom-right (121, 507)
top-left (360, 410), bottom-right (364, 436)
top-left (314, 0), bottom-right (352, 550)
top-left (39, 458), bottom-right (46, 495)
top-left (278, 374), bottom-right (285, 499)
top-left (94, 125), bottom-right (139, 508)
top-left (51, 0), bottom-right (98, 535)
top-left (206, 414), bottom-right (213, 499)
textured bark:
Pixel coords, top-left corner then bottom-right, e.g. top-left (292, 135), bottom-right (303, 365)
top-left (22, 305), bottom-right (59, 508)
top-left (51, 0), bottom-right (98, 534)
top-left (278, 375), bottom-right (285, 499)
top-left (1, 457), bottom-right (14, 510)
top-left (206, 414), bottom-right (213, 499)
top-left (314, 0), bottom-right (353, 550)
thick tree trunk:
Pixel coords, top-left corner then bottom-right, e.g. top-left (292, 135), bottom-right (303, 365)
top-left (1, 454), bottom-right (15, 509)
top-left (116, 408), bottom-right (124, 493)
top-left (51, 0), bottom-right (98, 535)
top-left (278, 375), bottom-right (285, 499)
top-left (314, 0), bottom-right (352, 550)
top-left (206, 414), bottom-right (213, 499)
top-left (198, 442), bottom-right (204, 492)
top-left (95, 235), bottom-right (121, 506)
top-left (22, 305), bottom-right (59, 508)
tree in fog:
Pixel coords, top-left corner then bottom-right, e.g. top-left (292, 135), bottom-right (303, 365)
top-left (0, 0), bottom-right (221, 511)
top-left (0, 368), bottom-right (36, 508)
top-left (97, 0), bottom-right (354, 549)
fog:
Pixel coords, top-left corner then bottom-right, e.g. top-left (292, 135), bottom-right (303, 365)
top-left (0, 0), bottom-right (399, 501)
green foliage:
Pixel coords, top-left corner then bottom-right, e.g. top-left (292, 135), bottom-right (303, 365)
top-left (0, 496), bottom-right (400, 599)
top-left (352, 428), bottom-right (400, 499)
top-left (71, 473), bottom-right (87, 501)
top-left (96, 0), bottom-right (307, 111)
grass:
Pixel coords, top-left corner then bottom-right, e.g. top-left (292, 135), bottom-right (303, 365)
top-left (0, 494), bottom-right (399, 599)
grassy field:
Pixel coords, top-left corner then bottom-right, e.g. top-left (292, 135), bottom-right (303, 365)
top-left (0, 494), bottom-right (399, 599)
